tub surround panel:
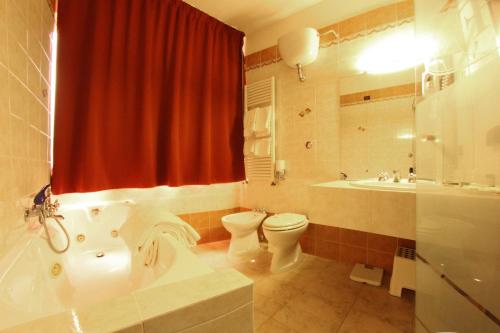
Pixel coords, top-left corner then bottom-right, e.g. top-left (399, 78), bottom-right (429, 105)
top-left (137, 269), bottom-right (252, 333)
top-left (300, 222), bottom-right (415, 273)
top-left (175, 303), bottom-right (253, 333)
top-left (1, 269), bottom-right (253, 333)
top-left (0, 0), bottom-right (53, 259)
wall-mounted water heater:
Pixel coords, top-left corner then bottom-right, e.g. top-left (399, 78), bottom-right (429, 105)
top-left (278, 27), bottom-right (320, 82)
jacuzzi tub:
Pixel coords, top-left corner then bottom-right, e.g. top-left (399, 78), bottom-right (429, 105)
top-left (0, 200), bottom-right (214, 331)
top-left (349, 178), bottom-right (416, 192)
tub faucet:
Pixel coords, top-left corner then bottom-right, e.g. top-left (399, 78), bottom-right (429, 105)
top-left (393, 170), bottom-right (401, 183)
top-left (25, 185), bottom-right (62, 221)
top-left (25, 185), bottom-right (70, 254)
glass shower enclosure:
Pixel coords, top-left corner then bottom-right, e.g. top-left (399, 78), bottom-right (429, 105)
top-left (415, 0), bottom-right (500, 332)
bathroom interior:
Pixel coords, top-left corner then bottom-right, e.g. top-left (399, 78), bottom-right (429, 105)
top-left (0, 0), bottom-right (499, 332)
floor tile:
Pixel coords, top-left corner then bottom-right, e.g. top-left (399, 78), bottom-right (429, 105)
top-left (195, 240), bottom-right (415, 333)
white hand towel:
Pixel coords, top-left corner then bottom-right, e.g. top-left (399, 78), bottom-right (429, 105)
top-left (244, 108), bottom-right (257, 137)
top-left (254, 137), bottom-right (271, 157)
top-left (243, 139), bottom-right (255, 156)
top-left (123, 203), bottom-right (201, 251)
top-left (254, 106), bottom-right (271, 137)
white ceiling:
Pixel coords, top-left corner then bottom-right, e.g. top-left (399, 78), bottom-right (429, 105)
top-left (184, 0), bottom-right (323, 33)
top-left (184, 0), bottom-right (396, 34)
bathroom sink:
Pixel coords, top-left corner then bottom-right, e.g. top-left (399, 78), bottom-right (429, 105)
top-left (349, 178), bottom-right (416, 192)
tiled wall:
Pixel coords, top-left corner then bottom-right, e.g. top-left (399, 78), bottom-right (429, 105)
top-left (300, 223), bottom-right (415, 273)
top-left (241, 43), bottom-right (340, 214)
top-left (340, 96), bottom-right (415, 179)
top-left (0, 0), bottom-right (54, 258)
top-left (244, 0), bottom-right (414, 70)
top-left (178, 208), bottom-right (240, 244)
top-left (242, 1), bottom-right (417, 213)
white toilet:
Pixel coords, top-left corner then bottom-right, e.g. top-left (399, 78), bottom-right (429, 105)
top-left (221, 211), bottom-right (267, 259)
top-left (262, 213), bottom-right (308, 273)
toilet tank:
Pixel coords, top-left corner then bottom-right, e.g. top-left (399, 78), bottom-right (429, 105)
top-left (278, 27), bottom-right (320, 68)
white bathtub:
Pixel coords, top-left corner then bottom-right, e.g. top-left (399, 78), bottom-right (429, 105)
top-left (0, 200), bottom-right (214, 331)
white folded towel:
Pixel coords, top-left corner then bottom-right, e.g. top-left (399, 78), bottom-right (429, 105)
top-left (244, 108), bottom-right (257, 137)
top-left (121, 203), bottom-right (201, 267)
top-left (143, 221), bottom-right (200, 248)
top-left (254, 137), bottom-right (271, 157)
top-left (243, 139), bottom-right (255, 156)
top-left (254, 106), bottom-right (271, 137)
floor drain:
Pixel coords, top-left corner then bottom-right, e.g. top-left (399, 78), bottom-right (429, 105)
top-left (96, 252), bottom-right (105, 258)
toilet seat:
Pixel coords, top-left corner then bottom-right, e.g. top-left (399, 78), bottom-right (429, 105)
top-left (263, 213), bottom-right (307, 231)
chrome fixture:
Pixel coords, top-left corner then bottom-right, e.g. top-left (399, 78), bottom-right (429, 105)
top-left (408, 167), bottom-right (417, 183)
top-left (252, 208), bottom-right (266, 214)
top-left (25, 185), bottom-right (70, 254)
top-left (340, 172), bottom-right (348, 180)
top-left (298, 108), bottom-right (312, 117)
top-left (296, 64), bottom-right (306, 82)
top-left (378, 172), bottom-right (389, 182)
top-left (393, 170), bottom-right (401, 183)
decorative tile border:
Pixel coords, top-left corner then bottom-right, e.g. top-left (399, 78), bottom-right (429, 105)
top-left (300, 222), bottom-right (415, 273)
top-left (245, 0), bottom-right (414, 71)
top-left (340, 82), bottom-right (421, 107)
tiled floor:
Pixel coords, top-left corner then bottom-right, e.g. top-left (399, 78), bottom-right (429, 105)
top-left (194, 240), bottom-right (415, 333)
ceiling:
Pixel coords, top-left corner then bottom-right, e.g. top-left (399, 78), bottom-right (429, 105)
top-left (184, 0), bottom-right (323, 33)
top-left (183, 0), bottom-right (396, 34)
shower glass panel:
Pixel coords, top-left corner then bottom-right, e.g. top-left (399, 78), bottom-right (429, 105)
top-left (415, 0), bottom-right (500, 332)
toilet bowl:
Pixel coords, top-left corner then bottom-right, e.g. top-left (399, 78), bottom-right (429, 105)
top-left (262, 213), bottom-right (308, 273)
top-left (221, 211), bottom-right (267, 259)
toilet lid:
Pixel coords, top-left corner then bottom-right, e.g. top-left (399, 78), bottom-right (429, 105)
top-left (263, 213), bottom-right (307, 230)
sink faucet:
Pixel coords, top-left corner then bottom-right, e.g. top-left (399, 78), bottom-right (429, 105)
top-left (378, 172), bottom-right (389, 182)
top-left (393, 170), bottom-right (401, 183)
top-left (408, 167), bottom-right (417, 183)
top-left (340, 172), bottom-right (348, 180)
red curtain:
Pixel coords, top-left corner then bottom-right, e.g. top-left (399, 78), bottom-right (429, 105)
top-left (52, 0), bottom-right (245, 194)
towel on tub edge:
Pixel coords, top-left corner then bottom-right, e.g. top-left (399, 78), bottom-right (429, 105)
top-left (121, 203), bottom-right (200, 262)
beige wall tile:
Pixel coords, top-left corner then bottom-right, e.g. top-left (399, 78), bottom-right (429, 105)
top-left (0, 0), bottom-right (53, 259)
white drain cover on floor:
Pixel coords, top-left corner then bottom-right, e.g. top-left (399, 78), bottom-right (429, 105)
top-left (349, 263), bottom-right (383, 286)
